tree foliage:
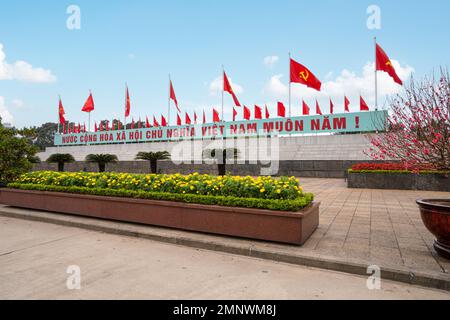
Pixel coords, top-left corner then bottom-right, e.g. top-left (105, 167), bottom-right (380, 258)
top-left (0, 118), bottom-right (39, 183)
top-left (85, 154), bottom-right (118, 172)
top-left (367, 68), bottom-right (450, 170)
top-left (135, 151), bottom-right (171, 173)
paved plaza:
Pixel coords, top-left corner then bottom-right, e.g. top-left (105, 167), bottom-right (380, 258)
top-left (1, 178), bottom-right (449, 296)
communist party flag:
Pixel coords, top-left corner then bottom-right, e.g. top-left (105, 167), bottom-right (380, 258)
top-left (203, 110), bottom-right (206, 124)
top-left (265, 105), bottom-right (270, 119)
top-left (330, 98), bottom-right (334, 114)
top-left (223, 72), bottom-right (241, 107)
top-left (290, 58), bottom-right (321, 91)
top-left (170, 80), bottom-right (181, 112)
top-left (315, 100), bottom-right (322, 115)
top-left (125, 86), bottom-right (131, 117)
top-left (376, 43), bottom-right (403, 85)
top-left (185, 112), bottom-right (191, 125)
top-left (277, 102), bottom-right (286, 117)
top-left (243, 105), bottom-right (251, 120)
top-left (153, 116), bottom-right (160, 127)
top-left (177, 113), bottom-right (182, 126)
top-left (360, 96), bottom-right (370, 111)
top-left (82, 92), bottom-right (95, 113)
top-left (302, 100), bottom-right (310, 115)
top-left (344, 96), bottom-right (350, 112)
top-left (146, 116), bottom-right (151, 128)
top-left (160, 115), bottom-right (167, 127)
top-left (233, 108), bottom-right (237, 121)
top-left (213, 108), bottom-right (220, 123)
top-left (58, 98), bottom-right (66, 124)
top-left (254, 105), bottom-right (262, 120)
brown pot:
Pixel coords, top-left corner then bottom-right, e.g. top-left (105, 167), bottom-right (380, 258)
top-left (416, 199), bottom-right (450, 259)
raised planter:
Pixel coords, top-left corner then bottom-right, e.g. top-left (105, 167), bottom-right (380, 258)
top-left (348, 172), bottom-right (450, 191)
top-left (0, 189), bottom-right (319, 245)
top-left (417, 199), bottom-right (450, 259)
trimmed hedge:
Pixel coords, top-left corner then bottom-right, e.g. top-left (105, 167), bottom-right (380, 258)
top-left (7, 183), bottom-right (314, 212)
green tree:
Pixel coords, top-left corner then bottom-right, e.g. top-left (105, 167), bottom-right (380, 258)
top-left (0, 119), bottom-right (39, 184)
top-left (47, 153), bottom-right (75, 172)
top-left (85, 154), bottom-right (118, 172)
top-left (203, 148), bottom-right (239, 176)
top-left (135, 151), bottom-right (171, 174)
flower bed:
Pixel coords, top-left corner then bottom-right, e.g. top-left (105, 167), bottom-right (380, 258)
top-left (350, 162), bottom-right (442, 172)
top-left (10, 171), bottom-right (313, 211)
top-left (2, 172), bottom-right (319, 245)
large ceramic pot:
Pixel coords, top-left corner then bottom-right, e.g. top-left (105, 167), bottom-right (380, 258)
top-left (416, 199), bottom-right (450, 259)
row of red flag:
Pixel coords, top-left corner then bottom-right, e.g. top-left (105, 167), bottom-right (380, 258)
top-left (58, 41), bottom-right (401, 128)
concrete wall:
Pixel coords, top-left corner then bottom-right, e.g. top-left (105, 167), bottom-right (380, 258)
top-left (33, 160), bottom-right (381, 178)
top-left (38, 134), bottom-right (374, 161)
top-left (35, 134), bottom-right (377, 178)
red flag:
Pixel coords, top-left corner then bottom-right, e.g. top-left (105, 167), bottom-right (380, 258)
top-left (360, 96), bottom-right (370, 111)
top-left (58, 98), bottom-right (66, 124)
top-left (125, 86), bottom-right (131, 117)
top-left (146, 116), bottom-right (151, 128)
top-left (131, 118), bottom-right (135, 129)
top-left (203, 110), bottom-right (206, 124)
top-left (177, 113), bottom-right (182, 126)
top-left (254, 105), bottom-right (262, 120)
top-left (153, 116), bottom-right (159, 127)
top-left (302, 100), bottom-right (310, 115)
top-left (78, 123), bottom-right (81, 133)
top-left (82, 93), bottom-right (95, 113)
top-left (290, 58), bottom-right (321, 91)
top-left (376, 43), bottom-right (403, 85)
top-left (118, 121), bottom-right (122, 130)
top-left (243, 105), bottom-right (251, 120)
top-left (232, 108), bottom-right (237, 121)
top-left (194, 112), bottom-right (198, 124)
top-left (63, 123), bottom-right (67, 134)
top-left (212, 108), bottom-right (220, 123)
top-left (185, 112), bottom-right (191, 125)
top-left (170, 80), bottom-right (181, 112)
top-left (161, 115), bottom-right (167, 127)
top-left (265, 105), bottom-right (270, 119)
top-left (138, 118), bottom-right (142, 129)
top-left (223, 72), bottom-right (241, 107)
top-left (98, 122), bottom-right (102, 132)
top-left (329, 98), bottom-right (334, 114)
top-left (315, 100), bottom-right (322, 115)
top-left (344, 96), bottom-right (350, 112)
top-left (277, 102), bottom-right (286, 117)
top-left (83, 122), bottom-right (86, 132)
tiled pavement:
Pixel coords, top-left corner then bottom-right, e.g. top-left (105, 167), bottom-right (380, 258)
top-left (299, 178), bottom-right (450, 275)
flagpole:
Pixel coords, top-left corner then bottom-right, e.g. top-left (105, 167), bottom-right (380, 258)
top-left (221, 65), bottom-right (225, 122)
top-left (288, 52), bottom-right (292, 118)
top-left (374, 36), bottom-right (378, 110)
top-left (57, 95), bottom-right (61, 135)
top-left (168, 74), bottom-right (171, 126)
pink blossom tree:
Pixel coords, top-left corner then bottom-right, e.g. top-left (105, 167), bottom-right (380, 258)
top-left (367, 68), bottom-right (450, 170)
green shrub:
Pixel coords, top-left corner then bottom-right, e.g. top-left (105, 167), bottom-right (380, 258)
top-left (7, 183), bottom-right (314, 212)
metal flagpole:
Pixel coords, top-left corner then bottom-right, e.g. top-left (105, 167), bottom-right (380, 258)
top-left (57, 95), bottom-right (60, 134)
top-left (221, 65), bottom-right (225, 122)
top-left (288, 52), bottom-right (292, 118)
top-left (374, 37), bottom-right (378, 110)
top-left (168, 74), bottom-right (171, 126)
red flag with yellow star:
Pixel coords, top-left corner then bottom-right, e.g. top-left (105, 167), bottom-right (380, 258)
top-left (376, 43), bottom-right (403, 85)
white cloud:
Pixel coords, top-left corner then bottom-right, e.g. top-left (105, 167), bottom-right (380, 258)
top-left (11, 99), bottom-right (24, 108)
top-left (0, 43), bottom-right (56, 83)
top-left (0, 96), bottom-right (14, 124)
top-left (263, 60), bottom-right (414, 110)
top-left (263, 55), bottom-right (279, 67)
top-left (209, 75), bottom-right (243, 96)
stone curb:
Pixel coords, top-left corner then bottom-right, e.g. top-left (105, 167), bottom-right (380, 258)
top-left (1, 206), bottom-right (449, 292)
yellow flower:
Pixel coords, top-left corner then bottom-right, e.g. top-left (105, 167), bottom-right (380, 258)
top-left (260, 188), bottom-right (265, 193)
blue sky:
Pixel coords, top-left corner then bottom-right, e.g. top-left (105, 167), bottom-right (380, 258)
top-left (0, 0), bottom-right (449, 128)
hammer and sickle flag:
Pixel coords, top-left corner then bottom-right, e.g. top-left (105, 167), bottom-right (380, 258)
top-left (290, 58), bottom-right (322, 91)
top-left (376, 43), bottom-right (403, 85)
